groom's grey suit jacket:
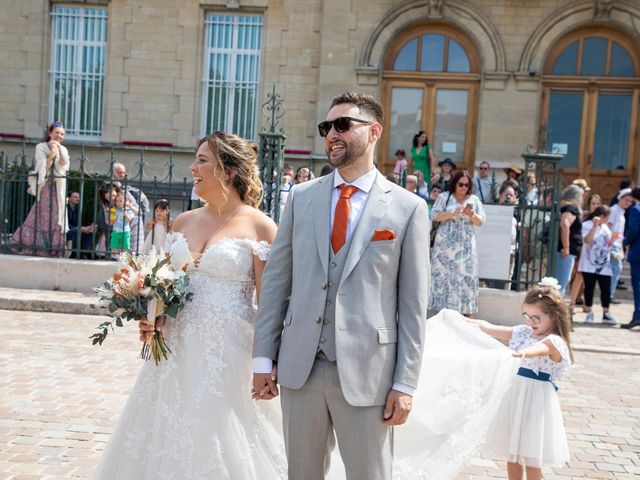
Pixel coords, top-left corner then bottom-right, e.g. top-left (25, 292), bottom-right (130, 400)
top-left (253, 170), bottom-right (430, 406)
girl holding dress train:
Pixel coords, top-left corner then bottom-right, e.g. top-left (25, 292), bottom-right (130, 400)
top-left (468, 279), bottom-right (574, 480)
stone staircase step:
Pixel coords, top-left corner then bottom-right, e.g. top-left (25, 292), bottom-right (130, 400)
top-left (0, 287), bottom-right (104, 316)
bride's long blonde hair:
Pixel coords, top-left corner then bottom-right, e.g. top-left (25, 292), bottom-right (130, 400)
top-left (199, 132), bottom-right (263, 209)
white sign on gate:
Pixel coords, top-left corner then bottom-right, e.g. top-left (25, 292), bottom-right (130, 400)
top-left (476, 205), bottom-right (514, 280)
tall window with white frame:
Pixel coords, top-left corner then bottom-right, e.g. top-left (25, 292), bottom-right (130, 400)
top-left (202, 14), bottom-right (263, 140)
top-left (49, 5), bottom-right (107, 139)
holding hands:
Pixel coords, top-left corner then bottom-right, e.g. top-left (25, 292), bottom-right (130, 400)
top-left (252, 368), bottom-right (279, 401)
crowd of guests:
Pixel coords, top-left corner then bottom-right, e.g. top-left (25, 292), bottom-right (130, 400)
top-left (556, 179), bottom-right (640, 330)
top-left (8, 121), bottom-right (169, 260)
top-left (9, 122), bottom-right (640, 331)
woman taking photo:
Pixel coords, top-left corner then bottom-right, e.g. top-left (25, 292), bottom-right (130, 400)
top-left (429, 170), bottom-right (486, 316)
top-left (10, 121), bottom-right (69, 256)
top-left (410, 130), bottom-right (437, 184)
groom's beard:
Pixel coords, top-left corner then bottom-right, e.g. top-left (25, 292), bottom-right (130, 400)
top-left (326, 137), bottom-right (367, 169)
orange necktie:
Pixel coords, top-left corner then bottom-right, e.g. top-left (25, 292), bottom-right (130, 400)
top-left (332, 184), bottom-right (359, 253)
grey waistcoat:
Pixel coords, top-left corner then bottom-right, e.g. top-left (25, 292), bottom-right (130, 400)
top-left (318, 232), bottom-right (355, 361)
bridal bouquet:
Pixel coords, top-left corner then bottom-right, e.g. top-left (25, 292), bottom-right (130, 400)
top-left (90, 249), bottom-right (193, 364)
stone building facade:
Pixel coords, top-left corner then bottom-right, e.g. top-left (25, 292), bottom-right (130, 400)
top-left (1, 0), bottom-right (639, 198)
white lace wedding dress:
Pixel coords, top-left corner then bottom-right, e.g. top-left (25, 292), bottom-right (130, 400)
top-left (92, 233), bottom-right (287, 480)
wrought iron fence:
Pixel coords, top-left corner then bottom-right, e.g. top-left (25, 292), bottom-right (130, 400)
top-left (258, 86), bottom-right (286, 223)
top-left (0, 142), bottom-right (194, 259)
top-left (510, 151), bottom-right (563, 290)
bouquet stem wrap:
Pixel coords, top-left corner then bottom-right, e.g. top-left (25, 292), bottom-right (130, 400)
top-left (142, 297), bottom-right (172, 364)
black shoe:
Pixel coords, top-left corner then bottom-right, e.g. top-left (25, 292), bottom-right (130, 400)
top-left (618, 280), bottom-right (626, 286)
top-left (616, 284), bottom-right (628, 290)
top-left (621, 319), bottom-right (640, 329)
top-left (609, 298), bottom-right (622, 304)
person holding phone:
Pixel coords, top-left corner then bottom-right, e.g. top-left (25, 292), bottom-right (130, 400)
top-left (429, 170), bottom-right (486, 316)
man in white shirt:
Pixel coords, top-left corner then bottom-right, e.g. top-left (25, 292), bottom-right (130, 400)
top-left (252, 92), bottom-right (430, 479)
top-left (609, 188), bottom-right (634, 303)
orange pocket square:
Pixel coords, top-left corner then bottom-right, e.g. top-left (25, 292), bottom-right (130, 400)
top-left (372, 229), bottom-right (396, 241)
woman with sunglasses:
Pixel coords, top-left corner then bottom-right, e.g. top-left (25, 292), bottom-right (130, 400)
top-left (10, 121), bottom-right (69, 256)
top-left (429, 170), bottom-right (486, 316)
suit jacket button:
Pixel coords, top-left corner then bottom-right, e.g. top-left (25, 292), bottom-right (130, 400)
top-left (315, 316), bottom-right (322, 324)
top-left (330, 261), bottom-right (337, 268)
top-left (320, 337), bottom-right (326, 343)
top-left (322, 282), bottom-right (328, 289)
top-left (328, 281), bottom-right (334, 287)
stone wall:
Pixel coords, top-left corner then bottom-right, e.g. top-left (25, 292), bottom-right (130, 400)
top-left (1, 0), bottom-right (639, 176)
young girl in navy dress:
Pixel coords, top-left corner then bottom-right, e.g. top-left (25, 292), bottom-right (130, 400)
top-left (468, 278), bottom-right (574, 480)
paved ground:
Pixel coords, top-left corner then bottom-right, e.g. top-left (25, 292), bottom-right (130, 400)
top-left (1, 304), bottom-right (639, 480)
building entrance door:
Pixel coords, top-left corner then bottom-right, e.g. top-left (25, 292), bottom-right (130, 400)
top-left (543, 86), bottom-right (639, 199)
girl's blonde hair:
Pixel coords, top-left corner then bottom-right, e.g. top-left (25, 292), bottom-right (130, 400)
top-left (524, 285), bottom-right (574, 362)
top-left (198, 131), bottom-right (264, 209)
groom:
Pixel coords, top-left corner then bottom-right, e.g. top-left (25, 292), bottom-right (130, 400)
top-left (253, 92), bottom-right (430, 479)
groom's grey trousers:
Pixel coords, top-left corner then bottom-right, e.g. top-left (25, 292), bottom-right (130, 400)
top-left (281, 236), bottom-right (392, 480)
top-left (281, 354), bottom-right (392, 480)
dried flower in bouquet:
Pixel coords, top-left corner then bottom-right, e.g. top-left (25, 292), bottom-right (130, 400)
top-left (90, 249), bottom-right (192, 364)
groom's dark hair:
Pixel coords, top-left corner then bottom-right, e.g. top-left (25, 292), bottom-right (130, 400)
top-left (330, 92), bottom-right (383, 125)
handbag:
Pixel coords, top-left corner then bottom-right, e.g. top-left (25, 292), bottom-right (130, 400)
top-left (430, 193), bottom-right (451, 248)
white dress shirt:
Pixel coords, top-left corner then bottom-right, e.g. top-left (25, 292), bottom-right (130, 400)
top-left (253, 168), bottom-right (415, 396)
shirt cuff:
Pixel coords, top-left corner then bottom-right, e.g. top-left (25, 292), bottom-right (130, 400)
top-left (392, 383), bottom-right (415, 396)
top-left (252, 357), bottom-right (273, 374)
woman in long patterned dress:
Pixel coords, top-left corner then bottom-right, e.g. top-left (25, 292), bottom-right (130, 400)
top-left (11, 121), bottom-right (69, 256)
top-left (429, 170), bottom-right (486, 316)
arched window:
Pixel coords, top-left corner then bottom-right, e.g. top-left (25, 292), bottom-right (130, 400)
top-left (393, 33), bottom-right (471, 73)
top-left (381, 24), bottom-right (480, 174)
top-left (541, 27), bottom-right (640, 199)
top-left (550, 37), bottom-right (636, 77)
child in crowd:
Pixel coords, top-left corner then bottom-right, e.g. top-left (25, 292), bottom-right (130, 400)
top-left (468, 279), bottom-right (573, 480)
top-left (109, 192), bottom-right (134, 253)
top-left (579, 205), bottom-right (617, 325)
top-left (393, 148), bottom-right (408, 175)
top-left (142, 199), bottom-right (171, 253)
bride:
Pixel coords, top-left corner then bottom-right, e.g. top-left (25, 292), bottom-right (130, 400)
top-left (92, 131), bottom-right (286, 479)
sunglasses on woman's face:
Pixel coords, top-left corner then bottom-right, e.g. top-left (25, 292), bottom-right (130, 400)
top-left (457, 181), bottom-right (469, 188)
top-left (317, 117), bottom-right (373, 137)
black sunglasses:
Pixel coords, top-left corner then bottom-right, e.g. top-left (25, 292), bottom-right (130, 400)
top-left (457, 182), bottom-right (469, 188)
top-left (317, 117), bottom-right (373, 137)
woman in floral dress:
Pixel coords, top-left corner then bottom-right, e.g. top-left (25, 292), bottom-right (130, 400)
top-left (11, 121), bottom-right (69, 256)
top-left (429, 170), bottom-right (486, 315)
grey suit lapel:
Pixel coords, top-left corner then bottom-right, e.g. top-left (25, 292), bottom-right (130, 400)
top-left (312, 172), bottom-right (334, 276)
top-left (341, 172), bottom-right (392, 283)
